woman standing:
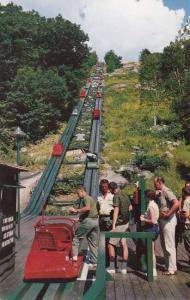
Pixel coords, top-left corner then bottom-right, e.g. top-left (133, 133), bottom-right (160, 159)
top-left (140, 189), bottom-right (159, 276)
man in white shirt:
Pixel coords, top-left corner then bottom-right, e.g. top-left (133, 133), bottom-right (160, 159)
top-left (97, 179), bottom-right (113, 231)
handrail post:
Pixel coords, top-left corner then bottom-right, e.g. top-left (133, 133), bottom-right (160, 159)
top-left (82, 232), bottom-right (106, 300)
top-left (147, 237), bottom-right (153, 282)
top-left (82, 232), bottom-right (155, 299)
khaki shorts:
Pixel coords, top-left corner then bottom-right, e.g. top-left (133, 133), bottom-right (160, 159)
top-left (109, 223), bottom-right (129, 246)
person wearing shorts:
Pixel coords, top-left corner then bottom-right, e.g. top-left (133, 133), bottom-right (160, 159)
top-left (107, 182), bottom-right (132, 274)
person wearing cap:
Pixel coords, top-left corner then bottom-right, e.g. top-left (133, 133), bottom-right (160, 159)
top-left (154, 177), bottom-right (179, 275)
top-left (106, 181), bottom-right (132, 274)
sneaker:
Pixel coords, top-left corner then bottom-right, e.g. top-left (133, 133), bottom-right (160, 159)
top-left (153, 269), bottom-right (157, 277)
top-left (117, 262), bottom-right (127, 274)
top-left (106, 261), bottom-right (116, 274)
top-left (106, 266), bottom-right (116, 274)
top-left (72, 256), bottom-right (78, 262)
top-left (88, 263), bottom-right (97, 269)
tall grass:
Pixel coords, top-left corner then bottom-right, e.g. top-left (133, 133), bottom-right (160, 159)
top-left (103, 70), bottom-right (190, 195)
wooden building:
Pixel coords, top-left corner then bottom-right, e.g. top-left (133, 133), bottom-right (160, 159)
top-left (0, 161), bottom-right (27, 282)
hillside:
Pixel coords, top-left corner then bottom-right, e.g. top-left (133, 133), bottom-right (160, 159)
top-left (102, 64), bottom-right (190, 197)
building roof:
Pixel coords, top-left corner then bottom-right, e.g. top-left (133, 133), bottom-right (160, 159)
top-left (0, 161), bottom-right (28, 172)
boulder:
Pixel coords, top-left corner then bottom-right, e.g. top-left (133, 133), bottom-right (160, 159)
top-left (140, 170), bottom-right (154, 179)
top-left (165, 151), bottom-right (174, 159)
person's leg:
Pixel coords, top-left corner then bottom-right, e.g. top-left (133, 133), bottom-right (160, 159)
top-left (72, 220), bottom-right (89, 259)
top-left (184, 229), bottom-right (190, 263)
top-left (159, 221), bottom-right (169, 270)
top-left (152, 241), bottom-right (157, 276)
top-left (162, 217), bottom-right (177, 273)
top-left (106, 241), bottom-right (117, 273)
top-left (87, 220), bottom-right (99, 264)
top-left (121, 238), bottom-right (128, 261)
top-left (108, 243), bottom-right (116, 260)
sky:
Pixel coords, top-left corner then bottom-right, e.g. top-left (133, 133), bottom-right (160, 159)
top-left (1, 0), bottom-right (189, 61)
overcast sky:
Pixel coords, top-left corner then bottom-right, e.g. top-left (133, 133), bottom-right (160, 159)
top-left (1, 0), bottom-right (188, 61)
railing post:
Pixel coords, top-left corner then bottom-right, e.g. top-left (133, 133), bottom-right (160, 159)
top-left (147, 237), bottom-right (153, 282)
top-left (140, 175), bottom-right (146, 216)
top-left (136, 176), bottom-right (147, 272)
top-left (82, 232), bottom-right (106, 300)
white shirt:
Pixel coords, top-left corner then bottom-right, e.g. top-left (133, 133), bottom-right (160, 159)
top-left (183, 196), bottom-right (190, 225)
top-left (145, 200), bottom-right (159, 224)
top-left (97, 192), bottom-right (113, 215)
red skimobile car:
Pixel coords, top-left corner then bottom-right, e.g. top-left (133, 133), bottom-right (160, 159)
top-left (24, 217), bottom-right (83, 281)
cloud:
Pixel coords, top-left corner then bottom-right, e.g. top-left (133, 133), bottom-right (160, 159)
top-left (0, 0), bottom-right (185, 61)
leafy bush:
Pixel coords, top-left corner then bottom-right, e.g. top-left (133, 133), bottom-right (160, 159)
top-left (134, 153), bottom-right (170, 172)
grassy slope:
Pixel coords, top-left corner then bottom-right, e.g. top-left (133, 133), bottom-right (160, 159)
top-left (103, 70), bottom-right (190, 197)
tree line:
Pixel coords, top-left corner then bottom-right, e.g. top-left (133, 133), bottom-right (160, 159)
top-left (104, 50), bottom-right (122, 73)
top-left (139, 19), bottom-right (190, 144)
top-left (0, 3), bottom-right (97, 155)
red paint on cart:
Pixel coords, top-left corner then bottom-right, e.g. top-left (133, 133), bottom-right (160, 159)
top-left (24, 217), bottom-right (83, 281)
top-left (52, 143), bottom-right (64, 156)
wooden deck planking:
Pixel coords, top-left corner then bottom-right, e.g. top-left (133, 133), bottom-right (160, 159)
top-left (0, 217), bottom-right (36, 298)
top-left (106, 281), bottom-right (116, 300)
top-left (107, 235), bottom-right (190, 300)
top-left (0, 220), bottom-right (190, 299)
top-left (114, 275), bottom-right (126, 300)
top-left (122, 275), bottom-right (136, 300)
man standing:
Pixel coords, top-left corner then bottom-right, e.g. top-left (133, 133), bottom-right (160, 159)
top-left (69, 186), bottom-right (99, 266)
top-left (107, 182), bottom-right (131, 274)
top-left (154, 176), bottom-right (179, 275)
top-left (97, 179), bottom-right (113, 231)
top-left (97, 179), bottom-right (113, 267)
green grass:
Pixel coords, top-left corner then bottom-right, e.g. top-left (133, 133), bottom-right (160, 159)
top-left (20, 123), bottom-right (67, 170)
top-left (103, 70), bottom-right (190, 195)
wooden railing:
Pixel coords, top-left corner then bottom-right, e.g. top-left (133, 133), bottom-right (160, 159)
top-left (82, 231), bottom-right (156, 300)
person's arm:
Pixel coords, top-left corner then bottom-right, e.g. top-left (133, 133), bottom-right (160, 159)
top-left (129, 204), bottom-right (133, 212)
top-left (69, 204), bottom-right (90, 213)
top-left (181, 210), bottom-right (190, 219)
top-left (140, 207), bottom-right (154, 223)
top-left (162, 199), bottom-right (179, 218)
top-left (180, 200), bottom-right (190, 219)
top-left (96, 201), bottom-right (100, 214)
top-left (112, 206), bottom-right (119, 230)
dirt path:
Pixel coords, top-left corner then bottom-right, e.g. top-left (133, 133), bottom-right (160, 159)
top-left (20, 172), bottom-right (42, 212)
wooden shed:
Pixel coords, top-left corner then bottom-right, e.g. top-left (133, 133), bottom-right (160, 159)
top-left (0, 161), bottom-right (27, 282)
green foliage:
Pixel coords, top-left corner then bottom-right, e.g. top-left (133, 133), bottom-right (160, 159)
top-left (139, 35), bottom-right (190, 145)
top-left (104, 50), bottom-right (122, 73)
top-left (5, 67), bottom-right (69, 141)
top-left (176, 91), bottom-right (190, 143)
top-left (161, 42), bottom-right (185, 96)
top-left (0, 3), bottom-right (96, 155)
top-left (139, 52), bottom-right (162, 87)
top-left (139, 48), bottom-right (151, 63)
top-left (134, 153), bottom-right (170, 172)
top-left (52, 171), bottom-right (84, 195)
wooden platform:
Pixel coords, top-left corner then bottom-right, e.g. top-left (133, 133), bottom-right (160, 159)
top-left (0, 217), bottom-right (37, 298)
top-left (0, 220), bottom-right (190, 300)
top-left (106, 237), bottom-right (190, 300)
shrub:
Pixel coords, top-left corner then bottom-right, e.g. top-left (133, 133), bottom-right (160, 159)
top-left (134, 153), bottom-right (170, 172)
